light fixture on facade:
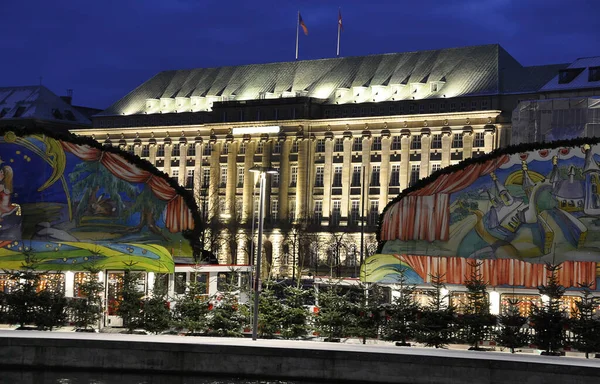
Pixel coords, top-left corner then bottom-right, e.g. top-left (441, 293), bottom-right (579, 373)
top-left (232, 126), bottom-right (280, 135)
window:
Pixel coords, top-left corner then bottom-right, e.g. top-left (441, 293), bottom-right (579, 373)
top-left (352, 165), bottom-right (362, 186)
top-left (333, 166), bottom-right (342, 187)
top-left (452, 133), bottom-right (463, 148)
top-left (203, 144), bottom-right (212, 156)
top-left (171, 169), bottom-right (179, 181)
top-left (409, 104), bottom-right (415, 114)
top-left (256, 142), bottom-right (264, 154)
top-left (558, 68), bottom-right (584, 84)
top-left (460, 102), bottom-right (467, 111)
top-left (237, 167), bottom-right (244, 187)
top-left (589, 66), bottom-right (600, 82)
top-left (174, 272), bottom-right (187, 295)
top-left (291, 141), bottom-right (299, 153)
top-left (371, 137), bottom-right (382, 151)
top-left (431, 134), bottom-right (442, 149)
top-left (316, 139), bottom-right (325, 152)
top-left (350, 200), bottom-right (360, 224)
top-left (192, 272), bottom-right (209, 295)
top-left (371, 165), bottom-right (380, 186)
top-left (369, 200), bottom-right (379, 226)
top-left (157, 145), bottom-right (165, 157)
top-left (391, 136), bottom-right (401, 150)
top-left (239, 142), bottom-right (246, 154)
top-left (471, 101), bottom-right (478, 111)
top-left (271, 172), bottom-right (279, 187)
top-left (217, 272), bottom-right (236, 292)
top-left (474, 132), bottom-right (485, 147)
top-left (142, 145), bottom-right (150, 157)
top-left (390, 164), bottom-right (400, 186)
top-left (315, 166), bottom-right (324, 187)
top-left (419, 104), bottom-right (425, 114)
top-left (410, 164), bottom-right (420, 186)
top-left (449, 103), bottom-right (456, 112)
top-left (202, 169), bottom-right (210, 188)
top-left (186, 169), bottom-right (194, 188)
top-left (331, 200), bottom-right (341, 226)
top-left (273, 141), bottom-right (281, 154)
top-left (314, 201), bottom-right (322, 223)
top-left (289, 199), bottom-right (296, 221)
top-left (431, 83), bottom-right (439, 92)
top-left (334, 138), bottom-right (344, 152)
top-left (429, 104), bottom-right (436, 113)
top-left (187, 145), bottom-right (195, 157)
top-left (352, 137), bottom-right (362, 151)
top-left (481, 100), bottom-right (489, 109)
top-left (172, 144), bottom-right (180, 157)
top-left (220, 166), bottom-right (227, 187)
top-left (431, 163), bottom-right (441, 174)
top-left (290, 166), bottom-right (298, 187)
top-left (439, 103), bottom-right (446, 113)
top-left (410, 136), bottom-right (421, 150)
top-left (271, 198), bottom-right (278, 221)
top-left (222, 143), bottom-right (229, 155)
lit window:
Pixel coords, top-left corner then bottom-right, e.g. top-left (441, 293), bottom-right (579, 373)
top-left (371, 137), bottom-right (382, 151)
top-left (315, 166), bottom-right (324, 187)
top-left (390, 165), bottom-right (400, 186)
top-left (290, 166), bottom-right (298, 187)
top-left (333, 166), bottom-right (342, 187)
top-left (391, 136), bottom-right (401, 150)
top-left (352, 166), bottom-right (362, 186)
top-left (334, 138), bottom-right (344, 152)
top-left (410, 164), bottom-right (420, 186)
top-left (316, 139), bottom-right (325, 153)
top-left (352, 137), bottom-right (362, 151)
top-left (371, 165), bottom-right (380, 186)
top-left (452, 133), bottom-right (463, 148)
top-left (431, 134), bottom-right (442, 149)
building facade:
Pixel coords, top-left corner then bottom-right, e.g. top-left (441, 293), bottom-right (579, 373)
top-left (73, 44), bottom-right (573, 278)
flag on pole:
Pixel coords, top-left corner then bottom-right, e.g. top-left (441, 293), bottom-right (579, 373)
top-left (338, 9), bottom-right (343, 32)
top-left (299, 13), bottom-right (309, 35)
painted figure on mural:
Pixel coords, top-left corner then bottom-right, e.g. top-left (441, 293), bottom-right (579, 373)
top-left (0, 164), bottom-right (22, 239)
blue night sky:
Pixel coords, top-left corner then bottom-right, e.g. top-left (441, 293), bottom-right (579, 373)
top-left (1, 0), bottom-right (598, 110)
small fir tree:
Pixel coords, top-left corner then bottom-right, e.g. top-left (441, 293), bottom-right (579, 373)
top-left (414, 273), bottom-right (455, 348)
top-left (70, 266), bottom-right (104, 331)
top-left (458, 261), bottom-right (496, 350)
top-left (350, 283), bottom-right (386, 344)
top-left (257, 282), bottom-right (284, 338)
top-left (495, 298), bottom-right (530, 353)
top-left (116, 269), bottom-right (145, 333)
top-left (5, 250), bottom-right (42, 328)
top-left (314, 283), bottom-right (353, 341)
top-left (172, 279), bottom-right (211, 335)
top-left (529, 263), bottom-right (567, 355)
top-left (34, 280), bottom-right (68, 330)
top-left (570, 282), bottom-right (600, 358)
top-left (143, 275), bottom-right (172, 334)
top-left (206, 275), bottom-right (245, 337)
top-left (281, 285), bottom-right (312, 339)
top-left (383, 267), bottom-right (420, 346)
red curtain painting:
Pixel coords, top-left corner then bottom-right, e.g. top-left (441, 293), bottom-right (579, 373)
top-left (381, 155), bottom-right (509, 242)
top-left (61, 142), bottom-right (194, 233)
top-left (397, 254), bottom-right (597, 289)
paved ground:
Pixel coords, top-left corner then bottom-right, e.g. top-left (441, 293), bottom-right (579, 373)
top-left (2, 328), bottom-right (600, 368)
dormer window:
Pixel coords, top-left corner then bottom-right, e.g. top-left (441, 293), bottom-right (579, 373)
top-left (589, 66), bottom-right (600, 82)
top-left (558, 68), bottom-right (584, 84)
top-left (431, 83), bottom-right (439, 92)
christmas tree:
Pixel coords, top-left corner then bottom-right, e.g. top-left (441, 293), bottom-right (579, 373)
top-left (5, 249), bottom-right (42, 329)
top-left (116, 268), bottom-right (145, 333)
top-left (70, 266), bottom-right (104, 331)
top-left (314, 283), bottom-right (353, 341)
top-left (281, 285), bottom-right (312, 339)
top-left (495, 297), bottom-right (529, 353)
top-left (350, 283), bottom-right (386, 344)
top-left (383, 267), bottom-right (420, 346)
top-left (414, 273), bottom-right (455, 348)
top-left (570, 282), bottom-right (600, 358)
top-left (172, 278), bottom-right (211, 335)
top-left (257, 281), bottom-right (284, 338)
top-left (143, 275), bottom-right (172, 334)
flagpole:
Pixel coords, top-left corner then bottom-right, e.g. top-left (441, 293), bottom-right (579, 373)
top-left (295, 11), bottom-right (299, 60)
top-left (336, 9), bottom-right (341, 57)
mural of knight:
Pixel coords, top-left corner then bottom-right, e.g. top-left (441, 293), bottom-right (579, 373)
top-left (0, 128), bottom-right (200, 273)
top-left (366, 139), bottom-right (600, 290)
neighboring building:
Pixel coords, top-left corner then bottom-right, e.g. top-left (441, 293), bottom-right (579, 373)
top-left (0, 86), bottom-right (99, 132)
top-left (511, 57), bottom-right (600, 144)
top-left (73, 44), bottom-right (566, 277)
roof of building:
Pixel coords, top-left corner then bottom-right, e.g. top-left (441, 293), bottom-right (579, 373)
top-left (0, 86), bottom-right (91, 125)
top-left (540, 56), bottom-right (600, 92)
top-left (98, 44), bottom-right (561, 117)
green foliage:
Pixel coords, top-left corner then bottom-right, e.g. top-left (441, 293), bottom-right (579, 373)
top-left (570, 283), bottom-right (600, 358)
top-left (34, 289), bottom-right (68, 330)
top-left (69, 266), bottom-right (104, 330)
top-left (143, 275), bottom-right (172, 334)
top-left (457, 261), bottom-right (497, 349)
top-left (349, 284), bottom-right (387, 344)
top-left (314, 283), bottom-right (353, 341)
top-left (414, 273), bottom-right (455, 348)
top-left (4, 254), bottom-right (41, 328)
top-left (116, 269), bottom-right (145, 333)
top-left (171, 280), bottom-right (211, 335)
top-left (495, 298), bottom-right (530, 353)
top-left (257, 282), bottom-right (284, 338)
top-left (383, 267), bottom-right (420, 344)
top-left (281, 285), bottom-right (312, 339)
top-left (206, 290), bottom-right (245, 337)
top-left (530, 263), bottom-right (568, 354)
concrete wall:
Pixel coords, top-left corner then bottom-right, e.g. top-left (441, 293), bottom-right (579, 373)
top-left (1, 334), bottom-right (599, 384)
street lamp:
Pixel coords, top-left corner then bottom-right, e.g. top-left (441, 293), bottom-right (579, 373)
top-left (249, 165), bottom-right (278, 341)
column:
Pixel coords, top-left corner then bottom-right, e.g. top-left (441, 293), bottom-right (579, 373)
top-left (209, 141), bottom-right (221, 218)
top-left (225, 140), bottom-right (238, 218)
top-left (420, 133), bottom-right (431, 179)
top-left (164, 142), bottom-right (172, 176)
top-left (380, 135), bottom-right (391, 211)
top-left (399, 134), bottom-right (410, 191)
top-left (341, 136), bottom-right (352, 220)
top-left (296, 138), bottom-right (309, 221)
top-left (361, 136), bottom-right (372, 220)
top-left (278, 138), bottom-right (291, 220)
top-left (463, 130), bottom-right (474, 160)
top-left (134, 143), bottom-right (142, 157)
top-left (149, 143), bottom-right (157, 166)
top-left (441, 132), bottom-right (451, 168)
top-left (193, 141), bottom-right (202, 208)
top-left (484, 127), bottom-right (495, 153)
top-left (322, 137), bottom-right (334, 221)
top-left (242, 140), bottom-right (256, 222)
top-left (262, 139), bottom-right (273, 220)
top-left (178, 143), bottom-right (188, 186)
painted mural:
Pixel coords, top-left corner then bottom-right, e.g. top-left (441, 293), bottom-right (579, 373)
top-left (0, 129), bottom-right (199, 272)
top-left (366, 140), bottom-right (600, 289)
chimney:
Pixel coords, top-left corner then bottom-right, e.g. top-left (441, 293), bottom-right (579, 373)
top-left (61, 89), bottom-right (73, 105)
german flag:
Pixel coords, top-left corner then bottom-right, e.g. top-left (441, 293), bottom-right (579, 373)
top-left (299, 13), bottom-right (308, 35)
